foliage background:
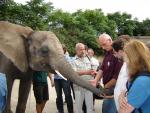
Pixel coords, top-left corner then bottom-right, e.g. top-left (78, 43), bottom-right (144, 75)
top-left (1, 0), bottom-right (150, 56)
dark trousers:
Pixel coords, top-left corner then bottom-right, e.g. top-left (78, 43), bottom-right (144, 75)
top-left (70, 81), bottom-right (75, 100)
top-left (82, 100), bottom-right (87, 113)
top-left (54, 79), bottom-right (73, 113)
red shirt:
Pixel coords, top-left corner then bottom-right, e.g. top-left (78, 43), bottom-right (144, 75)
top-left (100, 50), bottom-right (123, 85)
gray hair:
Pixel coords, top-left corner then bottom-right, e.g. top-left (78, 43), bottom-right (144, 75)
top-left (75, 43), bottom-right (85, 50)
top-left (99, 33), bottom-right (112, 40)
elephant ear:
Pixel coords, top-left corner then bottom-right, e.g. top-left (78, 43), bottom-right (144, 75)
top-left (0, 21), bottom-right (33, 72)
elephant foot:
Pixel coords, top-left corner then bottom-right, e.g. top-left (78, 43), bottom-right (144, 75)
top-left (3, 109), bottom-right (13, 113)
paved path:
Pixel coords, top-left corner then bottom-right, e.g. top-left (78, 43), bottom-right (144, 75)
top-left (11, 80), bottom-right (103, 113)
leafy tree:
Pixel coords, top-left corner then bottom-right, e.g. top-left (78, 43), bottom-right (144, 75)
top-left (22, 0), bottom-right (53, 30)
top-left (72, 9), bottom-right (117, 54)
top-left (141, 19), bottom-right (150, 35)
top-left (133, 19), bottom-right (150, 36)
top-left (0, 0), bottom-right (54, 30)
top-left (107, 12), bottom-right (136, 36)
top-left (2, 1), bottom-right (150, 56)
top-left (47, 9), bottom-right (118, 55)
top-left (48, 9), bottom-right (78, 55)
top-left (132, 19), bottom-right (143, 36)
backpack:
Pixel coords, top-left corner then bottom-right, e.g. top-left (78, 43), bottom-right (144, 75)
top-left (126, 72), bottom-right (150, 113)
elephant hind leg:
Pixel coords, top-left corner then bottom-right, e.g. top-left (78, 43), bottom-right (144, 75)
top-left (16, 79), bottom-right (32, 113)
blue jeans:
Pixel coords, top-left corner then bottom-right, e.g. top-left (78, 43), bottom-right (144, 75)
top-left (102, 98), bottom-right (117, 113)
top-left (54, 79), bottom-right (73, 113)
top-left (0, 74), bottom-right (7, 113)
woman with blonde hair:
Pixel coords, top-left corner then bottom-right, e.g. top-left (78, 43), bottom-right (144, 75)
top-left (119, 40), bottom-right (150, 113)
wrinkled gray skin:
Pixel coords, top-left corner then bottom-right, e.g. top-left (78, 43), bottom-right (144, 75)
top-left (0, 21), bottom-right (102, 113)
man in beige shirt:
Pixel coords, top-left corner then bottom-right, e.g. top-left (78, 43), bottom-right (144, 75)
top-left (72, 43), bottom-right (98, 113)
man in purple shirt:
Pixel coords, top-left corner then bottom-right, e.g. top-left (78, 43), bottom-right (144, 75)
top-left (90, 33), bottom-right (123, 113)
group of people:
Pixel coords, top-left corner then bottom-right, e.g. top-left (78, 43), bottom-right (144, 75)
top-left (66, 33), bottom-right (150, 113)
top-left (1, 33), bottom-right (150, 113)
top-left (97, 34), bottom-right (150, 113)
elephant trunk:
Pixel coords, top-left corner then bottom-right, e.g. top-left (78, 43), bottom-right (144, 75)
top-left (54, 56), bottom-right (102, 95)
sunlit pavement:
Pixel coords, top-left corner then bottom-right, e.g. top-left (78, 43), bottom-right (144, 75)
top-left (11, 80), bottom-right (102, 113)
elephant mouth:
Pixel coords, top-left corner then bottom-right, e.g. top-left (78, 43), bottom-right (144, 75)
top-left (30, 62), bottom-right (55, 73)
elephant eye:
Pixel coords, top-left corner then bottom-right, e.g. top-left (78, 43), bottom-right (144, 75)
top-left (40, 46), bottom-right (49, 56)
top-left (27, 38), bottom-right (32, 45)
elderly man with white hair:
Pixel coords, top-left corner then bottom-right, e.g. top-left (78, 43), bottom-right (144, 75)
top-left (90, 33), bottom-right (123, 113)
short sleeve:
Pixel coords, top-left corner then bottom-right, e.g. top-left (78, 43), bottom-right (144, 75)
top-left (71, 58), bottom-right (77, 71)
top-left (127, 76), bottom-right (150, 108)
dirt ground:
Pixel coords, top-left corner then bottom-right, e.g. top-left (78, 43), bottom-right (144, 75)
top-left (11, 80), bottom-right (103, 113)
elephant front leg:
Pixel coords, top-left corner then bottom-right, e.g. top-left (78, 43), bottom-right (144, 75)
top-left (3, 78), bottom-right (14, 113)
top-left (16, 79), bottom-right (32, 113)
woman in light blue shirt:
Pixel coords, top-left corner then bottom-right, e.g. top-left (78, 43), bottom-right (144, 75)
top-left (127, 75), bottom-right (150, 113)
top-left (119, 40), bottom-right (150, 113)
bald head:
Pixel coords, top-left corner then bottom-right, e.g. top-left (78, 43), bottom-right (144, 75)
top-left (98, 33), bottom-right (112, 51)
